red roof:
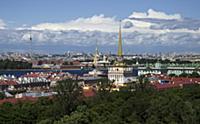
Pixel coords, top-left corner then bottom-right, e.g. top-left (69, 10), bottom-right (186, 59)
top-left (83, 88), bottom-right (96, 97)
top-left (150, 75), bottom-right (200, 90)
top-left (0, 80), bottom-right (18, 85)
top-left (0, 97), bottom-right (37, 104)
top-left (23, 73), bottom-right (40, 78)
top-left (153, 83), bottom-right (180, 90)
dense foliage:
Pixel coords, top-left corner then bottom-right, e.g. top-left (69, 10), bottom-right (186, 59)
top-left (54, 85), bottom-right (200, 124)
top-left (1, 79), bottom-right (200, 123)
top-left (124, 58), bottom-right (196, 65)
top-left (0, 59), bottom-right (32, 69)
top-left (0, 79), bottom-right (82, 124)
top-left (0, 92), bottom-right (5, 99)
top-left (169, 72), bottom-right (200, 78)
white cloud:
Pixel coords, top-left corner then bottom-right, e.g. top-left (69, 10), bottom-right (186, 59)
top-left (0, 19), bottom-right (6, 29)
top-left (129, 9), bottom-right (182, 20)
top-left (123, 18), bottom-right (156, 28)
top-left (31, 14), bottom-right (119, 32)
top-left (1, 9), bottom-right (200, 53)
top-left (30, 10), bottom-right (184, 33)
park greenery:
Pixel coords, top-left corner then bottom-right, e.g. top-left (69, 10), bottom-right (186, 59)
top-left (0, 92), bottom-right (5, 99)
top-left (124, 58), bottom-right (200, 67)
top-left (0, 59), bottom-right (32, 69)
top-left (169, 71), bottom-right (200, 78)
top-left (1, 78), bottom-right (200, 123)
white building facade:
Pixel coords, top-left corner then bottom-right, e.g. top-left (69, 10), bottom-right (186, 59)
top-left (108, 66), bottom-right (135, 86)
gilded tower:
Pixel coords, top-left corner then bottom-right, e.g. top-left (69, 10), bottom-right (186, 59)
top-left (93, 43), bottom-right (99, 67)
top-left (118, 21), bottom-right (123, 58)
top-left (108, 21), bottom-right (134, 87)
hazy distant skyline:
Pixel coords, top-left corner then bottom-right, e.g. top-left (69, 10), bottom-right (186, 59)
top-left (0, 0), bottom-right (200, 53)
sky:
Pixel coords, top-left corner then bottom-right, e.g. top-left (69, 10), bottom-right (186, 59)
top-left (0, 0), bottom-right (200, 54)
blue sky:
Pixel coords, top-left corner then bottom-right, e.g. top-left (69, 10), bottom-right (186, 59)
top-left (0, 0), bottom-right (200, 53)
top-left (0, 0), bottom-right (200, 27)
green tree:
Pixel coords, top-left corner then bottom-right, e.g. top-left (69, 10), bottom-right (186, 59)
top-left (169, 73), bottom-right (177, 77)
top-left (97, 78), bottom-right (113, 92)
top-left (179, 72), bottom-right (189, 77)
top-left (54, 79), bottom-right (82, 116)
top-left (190, 72), bottom-right (200, 78)
top-left (0, 92), bottom-right (5, 99)
top-left (37, 119), bottom-right (53, 124)
top-left (137, 75), bottom-right (149, 91)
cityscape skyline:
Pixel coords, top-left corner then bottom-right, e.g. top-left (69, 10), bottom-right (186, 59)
top-left (0, 0), bottom-right (200, 53)
top-left (1, 2), bottom-right (200, 122)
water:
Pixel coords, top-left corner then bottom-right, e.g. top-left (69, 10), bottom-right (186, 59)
top-left (0, 69), bottom-right (89, 77)
top-left (0, 69), bottom-right (138, 77)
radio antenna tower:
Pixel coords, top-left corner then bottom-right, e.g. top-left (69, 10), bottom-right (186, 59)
top-left (29, 31), bottom-right (33, 60)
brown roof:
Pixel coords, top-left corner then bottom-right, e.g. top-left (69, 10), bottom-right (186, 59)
top-left (83, 88), bottom-right (96, 97)
top-left (0, 80), bottom-right (18, 86)
top-left (150, 75), bottom-right (200, 90)
top-left (0, 97), bottom-right (38, 104)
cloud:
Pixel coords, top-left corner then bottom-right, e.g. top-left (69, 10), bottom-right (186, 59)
top-left (0, 19), bottom-right (6, 29)
top-left (123, 18), bottom-right (156, 29)
top-left (0, 27), bottom-right (199, 53)
top-left (149, 18), bottom-right (200, 30)
top-left (123, 9), bottom-right (200, 33)
top-left (25, 9), bottom-right (190, 33)
top-left (129, 9), bottom-right (182, 20)
top-left (31, 14), bottom-right (119, 32)
top-left (1, 9), bottom-right (200, 53)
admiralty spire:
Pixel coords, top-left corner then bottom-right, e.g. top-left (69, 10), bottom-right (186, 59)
top-left (108, 21), bottom-right (135, 88)
top-left (118, 20), bottom-right (123, 58)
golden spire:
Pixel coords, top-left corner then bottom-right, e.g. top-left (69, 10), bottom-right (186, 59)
top-left (93, 41), bottom-right (99, 67)
top-left (118, 20), bottom-right (123, 58)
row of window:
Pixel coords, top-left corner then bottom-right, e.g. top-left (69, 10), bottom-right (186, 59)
top-left (109, 74), bottom-right (124, 82)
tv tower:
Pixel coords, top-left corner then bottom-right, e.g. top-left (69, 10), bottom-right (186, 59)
top-left (29, 31), bottom-right (33, 59)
